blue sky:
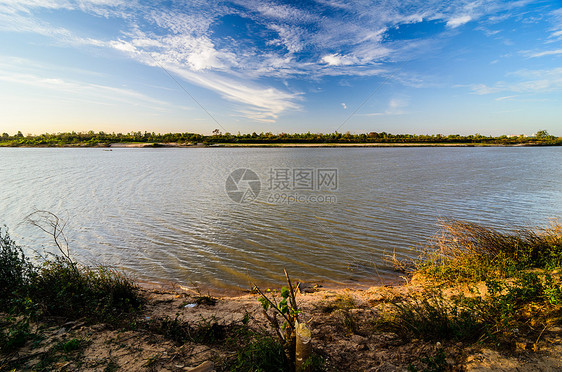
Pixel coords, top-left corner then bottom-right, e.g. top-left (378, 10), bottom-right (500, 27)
top-left (1, 0), bottom-right (561, 136)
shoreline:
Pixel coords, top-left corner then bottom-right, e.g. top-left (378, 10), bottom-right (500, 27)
top-left (210, 142), bottom-right (523, 147)
top-left (134, 273), bottom-right (408, 298)
top-left (2, 141), bottom-right (559, 148)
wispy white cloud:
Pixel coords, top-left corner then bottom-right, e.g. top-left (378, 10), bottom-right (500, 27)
top-left (495, 95), bottom-right (518, 101)
top-left (169, 66), bottom-right (302, 122)
top-left (314, 0), bottom-right (351, 11)
top-left (364, 97), bottom-right (409, 116)
top-left (0, 0), bottom-right (73, 13)
top-left (98, 35), bottom-right (303, 122)
top-left (547, 8), bottom-right (562, 40)
top-left (0, 10), bottom-right (71, 37)
top-left (0, 68), bottom-right (172, 109)
top-left (447, 15), bottom-right (472, 28)
top-left (475, 26), bottom-right (501, 36)
top-left (0, 0), bottom-right (549, 123)
top-left (468, 67), bottom-right (562, 95)
top-left (267, 24), bottom-right (309, 53)
top-left (254, 1), bottom-right (316, 23)
top-left (525, 49), bottom-right (562, 58)
top-left (321, 53), bottom-right (358, 66)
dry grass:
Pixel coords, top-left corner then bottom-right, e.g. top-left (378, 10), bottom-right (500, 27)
top-left (417, 219), bottom-right (562, 283)
top-left (378, 220), bottom-right (562, 346)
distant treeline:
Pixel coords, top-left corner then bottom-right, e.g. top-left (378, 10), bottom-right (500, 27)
top-left (1, 129), bottom-right (560, 146)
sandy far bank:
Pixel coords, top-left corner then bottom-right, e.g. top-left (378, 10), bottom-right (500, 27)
top-left (216, 142), bottom-right (485, 147)
top-left (106, 142), bottom-right (533, 148)
top-left (108, 142), bottom-right (193, 148)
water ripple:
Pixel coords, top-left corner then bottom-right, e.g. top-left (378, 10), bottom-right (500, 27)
top-left (0, 147), bottom-right (560, 289)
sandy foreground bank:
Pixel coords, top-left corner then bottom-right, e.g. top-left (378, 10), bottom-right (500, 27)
top-left (3, 278), bottom-right (560, 371)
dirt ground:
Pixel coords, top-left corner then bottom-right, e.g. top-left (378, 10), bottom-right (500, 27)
top-left (2, 279), bottom-right (561, 371)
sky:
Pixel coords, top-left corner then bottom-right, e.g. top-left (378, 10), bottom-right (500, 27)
top-left (1, 0), bottom-right (561, 136)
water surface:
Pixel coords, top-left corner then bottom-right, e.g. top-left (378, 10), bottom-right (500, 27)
top-left (1, 147), bottom-right (560, 289)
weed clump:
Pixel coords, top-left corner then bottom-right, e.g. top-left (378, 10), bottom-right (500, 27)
top-left (385, 290), bottom-right (485, 343)
top-left (0, 226), bottom-right (143, 327)
top-left (149, 314), bottom-right (235, 345)
top-left (0, 228), bottom-right (35, 309)
top-left (418, 220), bottom-right (562, 283)
top-left (381, 220), bottom-right (562, 347)
top-left (224, 335), bottom-right (288, 372)
top-left (29, 257), bottom-right (143, 321)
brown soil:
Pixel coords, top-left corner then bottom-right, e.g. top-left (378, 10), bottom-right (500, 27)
top-left (1, 279), bottom-right (561, 371)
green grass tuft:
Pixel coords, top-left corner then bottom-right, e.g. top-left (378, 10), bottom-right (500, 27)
top-left (29, 257), bottom-right (143, 321)
top-left (223, 335), bottom-right (288, 372)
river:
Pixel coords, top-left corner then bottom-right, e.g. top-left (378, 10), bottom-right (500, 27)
top-left (1, 146), bottom-right (560, 290)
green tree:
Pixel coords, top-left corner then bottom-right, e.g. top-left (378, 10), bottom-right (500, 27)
top-left (535, 130), bottom-right (551, 139)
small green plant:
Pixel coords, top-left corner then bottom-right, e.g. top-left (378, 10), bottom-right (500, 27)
top-left (408, 350), bottom-right (448, 372)
top-left (254, 270), bottom-right (302, 368)
top-left (0, 297), bottom-right (41, 353)
top-left (299, 353), bottom-right (326, 372)
top-left (225, 335), bottom-right (288, 372)
top-left (253, 270), bottom-right (324, 372)
top-left (59, 338), bottom-right (83, 353)
top-left (544, 274), bottom-right (562, 305)
top-left (0, 314), bottom-right (34, 351)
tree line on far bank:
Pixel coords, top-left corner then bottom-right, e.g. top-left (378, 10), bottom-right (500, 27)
top-left (1, 129), bottom-right (560, 147)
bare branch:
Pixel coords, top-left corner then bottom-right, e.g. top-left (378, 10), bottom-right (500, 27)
top-left (284, 268), bottom-right (298, 312)
top-left (253, 284), bottom-right (292, 327)
top-left (26, 210), bottom-right (73, 265)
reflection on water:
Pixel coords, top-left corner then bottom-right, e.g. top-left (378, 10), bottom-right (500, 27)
top-left (0, 147), bottom-right (561, 290)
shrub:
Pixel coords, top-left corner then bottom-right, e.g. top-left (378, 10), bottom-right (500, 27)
top-left (0, 228), bottom-right (35, 310)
